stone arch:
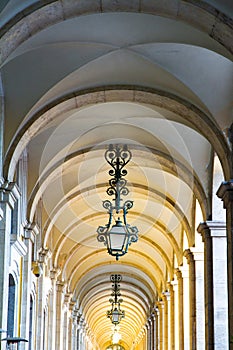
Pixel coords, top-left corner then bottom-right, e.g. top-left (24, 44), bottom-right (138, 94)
top-left (4, 87), bottom-right (231, 181)
top-left (0, 0), bottom-right (232, 68)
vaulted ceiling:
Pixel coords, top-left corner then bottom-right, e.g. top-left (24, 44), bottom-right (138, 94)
top-left (0, 1), bottom-right (232, 348)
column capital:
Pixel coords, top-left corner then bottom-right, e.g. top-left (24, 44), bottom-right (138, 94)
top-left (64, 292), bottom-right (72, 304)
top-left (162, 290), bottom-right (170, 301)
top-left (69, 300), bottom-right (76, 312)
top-left (56, 280), bottom-right (65, 293)
top-left (217, 180), bottom-right (233, 208)
top-left (184, 248), bottom-right (194, 264)
top-left (153, 305), bottom-right (159, 316)
top-left (23, 222), bottom-right (39, 243)
top-left (197, 221), bottom-right (226, 241)
top-left (49, 267), bottom-right (61, 280)
top-left (38, 247), bottom-right (52, 263)
top-left (175, 268), bottom-right (182, 280)
top-left (156, 299), bottom-right (164, 309)
top-left (0, 181), bottom-right (20, 208)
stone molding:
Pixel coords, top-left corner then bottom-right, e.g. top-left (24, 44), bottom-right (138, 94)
top-left (10, 233), bottom-right (27, 256)
top-left (23, 221), bottom-right (39, 243)
top-left (0, 181), bottom-right (20, 209)
top-left (38, 247), bottom-right (52, 263)
top-left (217, 180), bottom-right (233, 207)
top-left (56, 280), bottom-right (65, 293)
top-left (175, 268), bottom-right (182, 280)
top-left (184, 248), bottom-right (194, 264)
top-left (197, 221), bottom-right (226, 241)
top-left (49, 267), bottom-right (61, 280)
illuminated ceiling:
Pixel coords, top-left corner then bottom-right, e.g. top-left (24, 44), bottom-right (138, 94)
top-left (0, 1), bottom-right (232, 348)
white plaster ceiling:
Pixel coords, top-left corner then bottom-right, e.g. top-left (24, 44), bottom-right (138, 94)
top-left (1, 1), bottom-right (232, 349)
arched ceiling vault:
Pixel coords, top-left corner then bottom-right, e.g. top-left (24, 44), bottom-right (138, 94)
top-left (4, 88), bottom-right (231, 181)
top-left (1, 1), bottom-right (233, 348)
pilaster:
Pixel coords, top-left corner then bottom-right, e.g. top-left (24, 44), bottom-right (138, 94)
top-left (35, 271), bottom-right (44, 350)
top-left (48, 268), bottom-right (60, 350)
top-left (184, 249), bottom-right (196, 350)
top-left (20, 223), bottom-right (39, 350)
top-left (198, 221), bottom-right (228, 350)
top-left (192, 248), bottom-right (205, 350)
top-left (0, 182), bottom-right (19, 340)
top-left (146, 321), bottom-right (150, 350)
top-left (167, 282), bottom-right (175, 350)
top-left (175, 269), bottom-right (184, 350)
top-left (180, 265), bottom-right (189, 350)
top-left (151, 312), bottom-right (156, 350)
top-left (68, 301), bottom-right (75, 350)
top-left (55, 280), bottom-right (65, 350)
top-left (157, 300), bottom-right (164, 350)
top-left (34, 250), bottom-right (52, 350)
top-left (217, 181), bottom-right (233, 349)
top-left (155, 307), bottom-right (159, 350)
top-left (162, 291), bottom-right (170, 350)
top-left (63, 293), bottom-right (72, 350)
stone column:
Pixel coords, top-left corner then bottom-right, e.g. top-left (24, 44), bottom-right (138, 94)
top-left (167, 283), bottom-right (175, 350)
top-left (171, 280), bottom-right (179, 350)
top-left (48, 269), bottom-right (60, 350)
top-left (146, 321), bottom-right (150, 350)
top-left (180, 266), bottom-right (189, 350)
top-left (67, 301), bottom-right (75, 350)
top-left (184, 250), bottom-right (196, 350)
top-left (55, 280), bottom-right (65, 350)
top-left (184, 248), bottom-right (205, 350)
top-left (149, 316), bottom-right (154, 350)
top-left (151, 312), bottom-right (156, 350)
top-left (175, 269), bottom-right (184, 350)
top-left (143, 325), bottom-right (147, 350)
top-left (155, 307), bottom-right (159, 350)
top-left (81, 322), bottom-right (87, 350)
top-left (78, 316), bottom-right (84, 350)
top-left (198, 221), bottom-right (228, 349)
top-left (20, 223), bottom-right (38, 350)
top-left (35, 272), bottom-right (44, 350)
top-left (162, 292), bottom-right (170, 350)
top-left (0, 182), bottom-right (19, 345)
top-left (192, 249), bottom-right (205, 349)
top-left (217, 181), bottom-right (233, 348)
top-left (63, 293), bottom-right (71, 350)
top-left (157, 300), bottom-right (164, 350)
top-left (35, 249), bottom-right (51, 350)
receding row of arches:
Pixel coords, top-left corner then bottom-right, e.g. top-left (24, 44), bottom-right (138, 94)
top-left (0, 1), bottom-right (232, 349)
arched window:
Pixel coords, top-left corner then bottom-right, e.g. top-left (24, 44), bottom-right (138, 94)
top-left (7, 274), bottom-right (16, 337)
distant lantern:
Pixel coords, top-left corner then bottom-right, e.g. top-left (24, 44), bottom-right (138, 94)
top-left (107, 275), bottom-right (125, 326)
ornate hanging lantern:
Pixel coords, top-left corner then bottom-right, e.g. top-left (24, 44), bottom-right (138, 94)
top-left (97, 144), bottom-right (138, 260)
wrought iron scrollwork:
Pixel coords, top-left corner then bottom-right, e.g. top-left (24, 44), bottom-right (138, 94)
top-left (97, 144), bottom-right (139, 260)
top-left (107, 274), bottom-right (125, 325)
top-left (104, 144), bottom-right (132, 212)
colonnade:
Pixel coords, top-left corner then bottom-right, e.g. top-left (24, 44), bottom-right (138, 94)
top-left (0, 180), bottom-right (232, 349)
top-left (134, 221), bottom-right (228, 350)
